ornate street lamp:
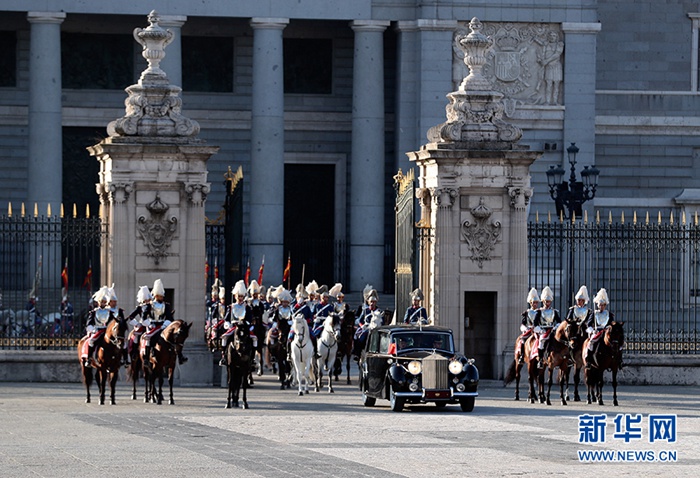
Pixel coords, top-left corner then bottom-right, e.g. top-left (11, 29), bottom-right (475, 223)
top-left (546, 143), bottom-right (600, 219)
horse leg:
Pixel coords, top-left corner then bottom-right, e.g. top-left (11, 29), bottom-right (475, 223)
top-left (545, 367), bottom-right (553, 406)
top-left (611, 368), bottom-right (619, 406)
top-left (574, 365), bottom-right (582, 402)
top-left (597, 376), bottom-right (604, 406)
top-left (98, 369), bottom-right (107, 406)
top-left (345, 353), bottom-right (351, 385)
top-left (584, 368), bottom-right (593, 404)
top-left (83, 365), bottom-right (93, 404)
top-left (110, 370), bottom-right (119, 405)
top-left (328, 350), bottom-right (336, 393)
top-left (514, 363), bottom-right (521, 401)
top-left (241, 367), bottom-right (249, 409)
top-left (559, 366), bottom-right (568, 406)
top-left (168, 366), bottom-right (175, 405)
top-left (527, 362), bottom-right (536, 404)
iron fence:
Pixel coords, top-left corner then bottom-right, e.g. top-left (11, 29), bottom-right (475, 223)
top-left (528, 216), bottom-right (700, 355)
top-left (0, 213), bottom-right (106, 350)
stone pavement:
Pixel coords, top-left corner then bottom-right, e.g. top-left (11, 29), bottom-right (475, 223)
top-left (1, 366), bottom-right (699, 477)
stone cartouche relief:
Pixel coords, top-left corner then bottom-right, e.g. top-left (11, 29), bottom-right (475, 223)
top-left (452, 22), bottom-right (564, 111)
top-left (136, 193), bottom-right (178, 265)
top-left (461, 197), bottom-right (501, 268)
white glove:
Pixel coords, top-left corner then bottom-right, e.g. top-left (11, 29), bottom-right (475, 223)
top-left (252, 337), bottom-right (258, 348)
top-left (520, 325), bottom-right (527, 333)
top-left (86, 325), bottom-right (95, 333)
top-left (143, 318), bottom-right (151, 327)
top-left (224, 321), bottom-right (231, 330)
top-left (534, 326), bottom-right (542, 334)
top-left (163, 320), bottom-right (172, 327)
top-left (586, 326), bottom-right (594, 335)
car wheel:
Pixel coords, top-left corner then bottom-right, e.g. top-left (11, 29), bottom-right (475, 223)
top-left (459, 397), bottom-right (475, 412)
top-left (435, 401), bottom-right (447, 408)
top-left (362, 389), bottom-right (376, 407)
top-left (390, 387), bottom-right (404, 412)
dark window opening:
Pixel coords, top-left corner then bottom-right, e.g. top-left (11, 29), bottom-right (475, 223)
top-left (284, 38), bottom-right (332, 94)
top-left (63, 127), bottom-right (103, 216)
top-left (0, 31), bottom-right (17, 87)
top-left (61, 33), bottom-right (133, 89)
top-left (182, 36), bottom-right (234, 92)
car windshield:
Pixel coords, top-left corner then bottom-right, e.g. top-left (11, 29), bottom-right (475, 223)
top-left (393, 332), bottom-right (453, 353)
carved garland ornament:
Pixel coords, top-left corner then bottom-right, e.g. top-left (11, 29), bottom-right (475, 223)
top-left (136, 194), bottom-right (177, 265)
top-left (461, 197), bottom-right (501, 268)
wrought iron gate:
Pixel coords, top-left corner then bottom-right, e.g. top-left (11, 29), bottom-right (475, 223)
top-left (394, 169), bottom-right (416, 317)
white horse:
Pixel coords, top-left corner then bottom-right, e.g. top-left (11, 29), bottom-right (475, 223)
top-left (315, 314), bottom-right (341, 393)
top-left (290, 314), bottom-right (314, 396)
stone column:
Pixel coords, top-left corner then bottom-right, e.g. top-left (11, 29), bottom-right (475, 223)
top-left (506, 185), bottom-right (533, 350)
top-left (562, 23), bottom-right (601, 181)
top-left (349, 20), bottom-right (389, 292)
top-left (432, 187), bottom-right (458, 326)
top-left (105, 182), bottom-right (134, 288)
top-left (27, 12), bottom-right (66, 213)
top-left (158, 15), bottom-right (187, 87)
top-left (249, 18), bottom-right (288, 283)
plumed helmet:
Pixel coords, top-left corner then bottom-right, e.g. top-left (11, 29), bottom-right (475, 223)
top-left (107, 283), bottom-right (118, 302)
top-left (362, 284), bottom-right (374, 302)
top-left (540, 286), bottom-right (554, 301)
top-left (219, 287), bottom-right (226, 298)
top-left (410, 288), bottom-right (424, 301)
top-left (526, 287), bottom-right (540, 304)
top-left (211, 278), bottom-right (223, 297)
top-left (248, 279), bottom-right (261, 295)
top-left (94, 285), bottom-right (111, 303)
top-left (259, 285), bottom-right (266, 298)
top-left (594, 288), bottom-right (609, 306)
top-left (295, 283), bottom-right (308, 299)
top-left (329, 283), bottom-right (343, 298)
top-left (137, 285), bottom-right (152, 303)
top-left (316, 284), bottom-right (329, 298)
top-left (575, 285), bottom-right (590, 304)
top-left (278, 289), bottom-right (293, 303)
top-left (232, 280), bottom-right (247, 298)
top-left (305, 280), bottom-right (319, 295)
top-left (367, 289), bottom-right (379, 303)
top-left (151, 279), bottom-right (165, 297)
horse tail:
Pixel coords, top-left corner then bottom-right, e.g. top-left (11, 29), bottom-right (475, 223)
top-left (504, 359), bottom-right (517, 386)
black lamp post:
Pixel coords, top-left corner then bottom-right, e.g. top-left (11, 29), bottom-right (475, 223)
top-left (546, 143), bottom-right (600, 219)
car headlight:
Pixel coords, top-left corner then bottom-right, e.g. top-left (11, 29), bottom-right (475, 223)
top-left (449, 360), bottom-right (464, 375)
top-left (407, 360), bottom-right (422, 375)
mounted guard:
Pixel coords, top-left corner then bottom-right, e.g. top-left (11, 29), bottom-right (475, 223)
top-left (584, 288), bottom-right (622, 369)
top-left (534, 286), bottom-right (561, 369)
top-left (517, 288), bottom-right (540, 364)
top-left (220, 280), bottom-right (254, 366)
top-left (82, 286), bottom-right (112, 368)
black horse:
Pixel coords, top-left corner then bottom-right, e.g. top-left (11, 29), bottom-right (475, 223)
top-left (266, 316), bottom-right (292, 390)
top-left (333, 310), bottom-right (355, 384)
top-left (226, 325), bottom-right (254, 409)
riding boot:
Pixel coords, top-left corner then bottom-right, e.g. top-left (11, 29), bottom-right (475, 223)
top-left (84, 344), bottom-right (94, 368)
top-left (178, 351), bottom-right (188, 365)
top-left (518, 342), bottom-right (526, 364)
top-left (121, 348), bottom-right (130, 366)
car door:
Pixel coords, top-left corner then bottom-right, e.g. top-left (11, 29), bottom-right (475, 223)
top-left (366, 330), bottom-right (391, 396)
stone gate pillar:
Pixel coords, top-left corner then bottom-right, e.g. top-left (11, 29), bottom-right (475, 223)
top-left (88, 11), bottom-right (218, 386)
top-left (408, 18), bottom-right (542, 379)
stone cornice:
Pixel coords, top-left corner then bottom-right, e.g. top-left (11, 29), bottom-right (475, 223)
top-left (27, 11), bottom-right (66, 24)
top-left (350, 20), bottom-right (390, 32)
top-left (561, 22), bottom-right (602, 34)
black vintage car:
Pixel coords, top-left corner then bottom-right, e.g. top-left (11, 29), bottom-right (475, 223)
top-left (359, 325), bottom-right (479, 412)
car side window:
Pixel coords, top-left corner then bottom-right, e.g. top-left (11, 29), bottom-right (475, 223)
top-left (368, 330), bottom-right (381, 353)
top-left (379, 332), bottom-right (391, 354)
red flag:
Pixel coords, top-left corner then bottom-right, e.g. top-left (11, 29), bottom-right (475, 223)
top-left (282, 253), bottom-right (291, 283)
top-left (82, 262), bottom-right (93, 290)
top-left (61, 259), bottom-right (68, 290)
top-left (205, 258), bottom-right (210, 279)
top-left (257, 256), bottom-right (265, 285)
top-left (244, 259), bottom-right (251, 287)
top-left (214, 257), bottom-right (219, 280)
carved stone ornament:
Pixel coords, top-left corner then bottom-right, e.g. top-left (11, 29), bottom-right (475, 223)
top-left (508, 186), bottom-right (533, 209)
top-left (461, 197), bottom-right (501, 268)
top-left (432, 187), bottom-right (458, 208)
top-left (108, 182), bottom-right (134, 204)
top-left (106, 11), bottom-right (200, 139)
top-left (136, 194), bottom-right (178, 264)
top-left (429, 18), bottom-right (522, 146)
top-left (185, 183), bottom-right (210, 206)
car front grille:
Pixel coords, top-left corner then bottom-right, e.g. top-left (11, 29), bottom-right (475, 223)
top-left (422, 354), bottom-right (449, 389)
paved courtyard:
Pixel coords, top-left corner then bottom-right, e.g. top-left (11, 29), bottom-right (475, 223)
top-left (1, 366), bottom-right (699, 477)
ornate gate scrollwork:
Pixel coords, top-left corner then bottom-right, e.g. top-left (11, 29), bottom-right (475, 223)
top-left (137, 193), bottom-right (178, 264)
top-left (461, 197), bottom-right (501, 268)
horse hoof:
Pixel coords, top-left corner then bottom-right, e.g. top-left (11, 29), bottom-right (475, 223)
top-left (514, 396), bottom-right (520, 401)
top-left (257, 371), bottom-right (262, 376)
top-left (131, 394), bottom-right (136, 400)
top-left (111, 400), bottom-right (116, 405)
top-left (346, 379), bottom-right (351, 385)
top-left (329, 389), bottom-right (334, 394)
top-left (243, 403), bottom-right (249, 409)
top-left (574, 396), bottom-right (581, 402)
top-left (561, 400), bottom-right (567, 406)
top-left (280, 385), bottom-right (285, 390)
top-left (225, 403), bottom-right (231, 409)
top-left (546, 400), bottom-right (551, 406)
top-left (587, 399), bottom-right (592, 405)
top-left (298, 391), bottom-right (303, 396)
top-left (613, 400), bottom-right (619, 406)
top-left (169, 400), bottom-right (174, 405)
top-left (85, 398), bottom-right (90, 404)
top-left (305, 390), bottom-right (309, 395)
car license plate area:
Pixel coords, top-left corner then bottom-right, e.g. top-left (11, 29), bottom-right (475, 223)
top-left (424, 389), bottom-right (450, 400)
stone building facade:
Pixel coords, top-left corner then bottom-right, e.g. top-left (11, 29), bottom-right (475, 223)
top-left (2, 1), bottom-right (700, 377)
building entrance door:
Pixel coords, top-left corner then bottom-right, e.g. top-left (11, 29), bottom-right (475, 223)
top-left (463, 291), bottom-right (496, 379)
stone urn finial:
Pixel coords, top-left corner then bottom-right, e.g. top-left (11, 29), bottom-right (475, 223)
top-left (133, 10), bottom-right (174, 81)
top-left (457, 18), bottom-right (494, 91)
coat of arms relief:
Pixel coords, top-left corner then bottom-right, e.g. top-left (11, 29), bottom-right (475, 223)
top-left (453, 22), bottom-right (564, 112)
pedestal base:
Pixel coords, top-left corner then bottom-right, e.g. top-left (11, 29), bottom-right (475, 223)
top-left (176, 344), bottom-right (214, 387)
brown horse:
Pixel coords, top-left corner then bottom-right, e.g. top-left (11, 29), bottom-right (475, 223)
top-left (503, 332), bottom-right (540, 403)
top-left (225, 325), bottom-right (253, 409)
top-left (126, 324), bottom-right (146, 401)
top-left (77, 316), bottom-right (128, 405)
top-left (583, 321), bottom-right (624, 406)
top-left (541, 321), bottom-right (573, 406)
top-left (563, 319), bottom-right (585, 402)
top-left (142, 320), bottom-right (192, 405)
top-left (333, 310), bottom-right (355, 384)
